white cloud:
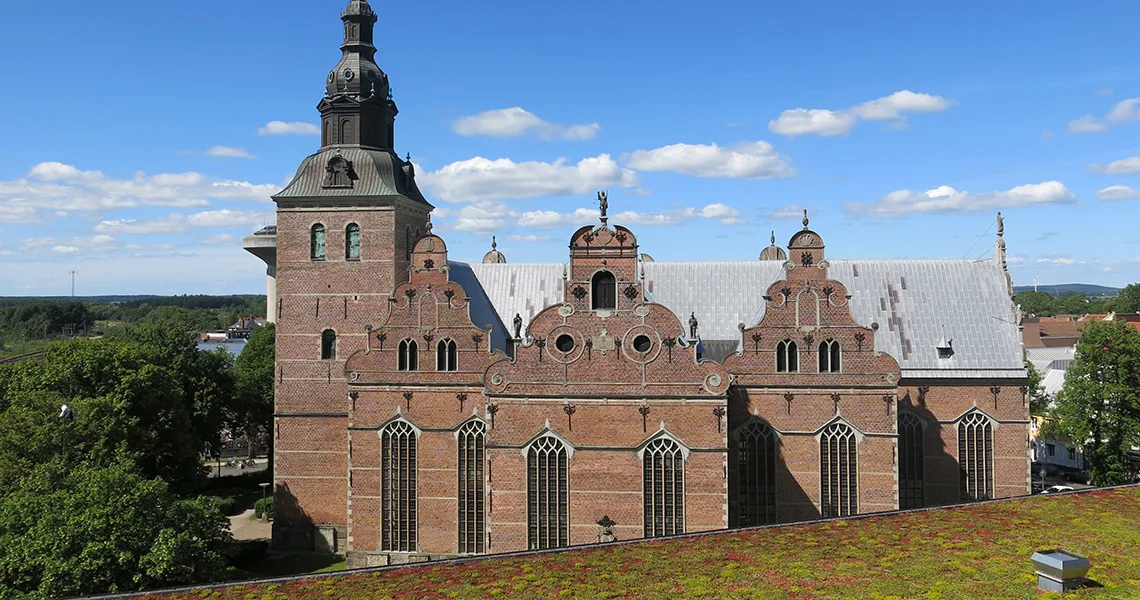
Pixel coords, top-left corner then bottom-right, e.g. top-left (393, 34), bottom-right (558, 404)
top-left (517, 208), bottom-right (597, 229)
top-left (769, 90), bottom-right (953, 137)
top-left (845, 181), bottom-right (1076, 218)
top-left (94, 210), bottom-right (271, 235)
top-left (452, 107), bottom-right (600, 141)
top-left (1068, 115), bottom-right (1108, 134)
top-left (205, 146), bottom-right (256, 159)
top-left (52, 246), bottom-right (80, 254)
top-left (1007, 256), bottom-right (1026, 265)
top-left (0, 162), bottom-right (280, 222)
top-left (763, 204), bottom-right (808, 220)
top-left (1088, 156), bottom-right (1140, 175)
top-left (420, 154), bottom-right (638, 203)
top-left (507, 234), bottom-right (552, 243)
top-left (258, 121), bottom-right (320, 135)
top-left (512, 203), bottom-right (744, 229)
top-left (197, 234), bottom-right (238, 246)
top-left (1068, 97), bottom-right (1140, 134)
top-left (623, 142), bottom-right (795, 179)
top-left (1036, 256), bottom-right (1076, 265)
top-left (450, 201), bottom-right (518, 234)
top-left (1096, 185), bottom-right (1140, 201)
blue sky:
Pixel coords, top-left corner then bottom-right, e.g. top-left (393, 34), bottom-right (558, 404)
top-left (2, 0), bottom-right (1139, 296)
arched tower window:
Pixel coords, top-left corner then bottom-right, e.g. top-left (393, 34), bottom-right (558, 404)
top-left (405, 226), bottom-right (412, 261)
top-left (820, 422), bottom-right (857, 518)
top-left (818, 340), bottom-right (841, 373)
top-left (898, 413), bottom-right (925, 509)
top-left (398, 339), bottom-right (418, 371)
top-left (380, 421), bottom-right (417, 552)
top-left (320, 329), bottom-right (336, 360)
top-left (591, 271), bottom-right (616, 310)
top-left (457, 420), bottom-right (486, 554)
top-left (776, 340), bottom-right (798, 373)
top-left (958, 413), bottom-right (994, 501)
top-left (345, 223), bottom-right (361, 260)
top-left (527, 436), bottom-right (568, 550)
top-left (737, 422), bottom-right (777, 527)
top-left (311, 224), bottom-right (326, 260)
top-left (436, 339), bottom-right (458, 371)
top-left (643, 438), bottom-right (685, 537)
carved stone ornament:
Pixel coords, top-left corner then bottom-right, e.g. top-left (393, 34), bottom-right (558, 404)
top-left (423, 237), bottom-right (435, 251)
top-left (854, 331), bottom-right (866, 350)
top-left (572, 286), bottom-right (588, 300)
top-left (615, 231), bottom-right (628, 244)
top-left (800, 251), bottom-right (814, 267)
top-left (822, 285), bottom-right (835, 298)
top-left (423, 258), bottom-right (435, 269)
top-left (322, 155), bottom-right (356, 189)
top-left (624, 285), bottom-right (640, 300)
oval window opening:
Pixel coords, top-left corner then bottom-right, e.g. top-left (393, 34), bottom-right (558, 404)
top-left (633, 335), bottom-right (652, 354)
top-left (555, 334), bottom-right (575, 353)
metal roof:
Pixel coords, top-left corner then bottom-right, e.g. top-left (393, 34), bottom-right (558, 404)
top-left (465, 259), bottom-right (1025, 379)
top-left (273, 146), bottom-right (431, 205)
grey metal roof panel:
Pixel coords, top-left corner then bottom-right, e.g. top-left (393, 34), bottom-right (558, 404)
top-left (447, 261), bottom-right (511, 354)
top-left (272, 146), bottom-right (432, 205)
top-left (466, 259), bottom-right (1024, 376)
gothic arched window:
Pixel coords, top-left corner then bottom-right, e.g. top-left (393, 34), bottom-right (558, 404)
top-left (398, 339), bottom-right (418, 371)
top-left (776, 340), bottom-right (798, 373)
top-left (643, 438), bottom-right (685, 537)
top-left (820, 422), bottom-right (857, 518)
top-left (321, 329), bottom-right (336, 360)
top-left (311, 224), bottom-right (326, 260)
top-left (405, 226), bottom-right (412, 261)
top-left (380, 421), bottom-right (417, 552)
top-left (436, 339), bottom-right (458, 372)
top-left (457, 420), bottom-right (486, 554)
top-left (345, 223), bottom-right (361, 260)
top-left (818, 340), bottom-right (841, 373)
top-left (591, 271), bottom-right (616, 310)
top-left (737, 422), bottom-right (777, 527)
top-left (898, 412), bottom-right (925, 509)
top-left (958, 413), bottom-right (994, 501)
top-left (527, 436), bottom-right (568, 550)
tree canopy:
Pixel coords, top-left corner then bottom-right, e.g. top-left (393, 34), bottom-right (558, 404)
top-left (1053, 319), bottom-right (1140, 486)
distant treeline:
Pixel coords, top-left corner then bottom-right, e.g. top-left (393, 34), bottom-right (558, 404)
top-left (1016, 283), bottom-right (1139, 318)
top-left (0, 295), bottom-right (267, 342)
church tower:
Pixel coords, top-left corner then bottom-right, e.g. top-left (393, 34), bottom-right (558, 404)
top-left (270, 0), bottom-right (432, 551)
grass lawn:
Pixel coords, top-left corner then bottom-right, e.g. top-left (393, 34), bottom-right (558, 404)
top-left (150, 486), bottom-right (1140, 599)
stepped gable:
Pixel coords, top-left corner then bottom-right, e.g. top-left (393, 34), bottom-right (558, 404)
top-left (723, 217), bottom-right (900, 391)
top-left (483, 222), bottom-right (730, 400)
top-left (345, 232), bottom-right (505, 388)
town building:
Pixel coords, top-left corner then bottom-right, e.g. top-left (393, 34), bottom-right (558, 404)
top-left (245, 0), bottom-right (1031, 566)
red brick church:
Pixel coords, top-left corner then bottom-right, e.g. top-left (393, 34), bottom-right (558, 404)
top-left (254, 0), bottom-right (1031, 567)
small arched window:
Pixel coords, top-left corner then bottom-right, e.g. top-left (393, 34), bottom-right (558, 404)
top-left (818, 340), bottom-right (841, 373)
top-left (311, 224), bottom-right (326, 260)
top-left (345, 223), bottom-right (361, 260)
top-left (405, 226), bottom-right (412, 260)
top-left (436, 339), bottom-right (458, 371)
top-left (776, 340), bottom-right (798, 373)
top-left (321, 329), bottom-right (336, 360)
top-left (398, 339), bottom-right (419, 371)
top-left (591, 271), bottom-right (616, 310)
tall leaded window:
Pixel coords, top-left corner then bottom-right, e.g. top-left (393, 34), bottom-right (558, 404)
top-left (345, 223), bottom-right (361, 260)
top-left (643, 438), bottom-right (685, 537)
top-left (457, 420), bottom-right (486, 554)
top-left (436, 339), bottom-right (458, 371)
top-left (398, 339), bottom-right (418, 371)
top-left (820, 422), bottom-right (857, 518)
top-left (958, 413), bottom-right (994, 501)
top-left (311, 224), bottom-right (326, 260)
top-left (818, 340), bottom-right (841, 373)
top-left (591, 271), bottom-right (616, 310)
top-left (381, 421), bottom-right (417, 552)
top-left (527, 436), bottom-right (568, 550)
top-left (737, 422), bottom-right (777, 527)
top-left (321, 329), bottom-right (336, 360)
top-left (776, 340), bottom-right (798, 373)
top-left (898, 412), bottom-right (925, 509)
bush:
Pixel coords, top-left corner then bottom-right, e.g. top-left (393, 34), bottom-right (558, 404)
top-left (229, 540), bottom-right (270, 569)
top-left (253, 496), bottom-right (274, 520)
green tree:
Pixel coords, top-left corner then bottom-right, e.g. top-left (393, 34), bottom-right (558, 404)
top-left (1118, 283), bottom-right (1140, 313)
top-left (1015, 290), bottom-right (1057, 317)
top-left (233, 324), bottom-right (275, 469)
top-left (1026, 361), bottom-right (1050, 416)
top-left (1053, 319), bottom-right (1140, 486)
top-left (0, 461), bottom-right (232, 599)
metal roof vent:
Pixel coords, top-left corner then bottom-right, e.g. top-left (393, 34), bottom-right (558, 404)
top-left (1031, 549), bottom-right (1092, 593)
top-left (936, 335), bottom-right (954, 359)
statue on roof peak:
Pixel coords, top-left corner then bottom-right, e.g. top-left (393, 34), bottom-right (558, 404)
top-left (598, 191), bottom-right (609, 225)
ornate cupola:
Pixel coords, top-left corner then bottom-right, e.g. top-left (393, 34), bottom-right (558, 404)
top-left (319, 0), bottom-right (398, 150)
top-left (759, 231), bottom-right (788, 261)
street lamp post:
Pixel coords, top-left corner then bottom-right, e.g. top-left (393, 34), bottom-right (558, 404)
top-left (259, 482), bottom-right (270, 501)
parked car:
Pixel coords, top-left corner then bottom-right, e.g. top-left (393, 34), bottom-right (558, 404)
top-left (1041, 485), bottom-right (1075, 495)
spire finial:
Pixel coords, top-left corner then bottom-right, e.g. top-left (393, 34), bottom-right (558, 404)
top-left (802, 209), bottom-right (810, 230)
top-left (492, 236), bottom-right (497, 250)
top-left (406, 152), bottom-right (412, 162)
top-left (770, 231), bottom-right (776, 244)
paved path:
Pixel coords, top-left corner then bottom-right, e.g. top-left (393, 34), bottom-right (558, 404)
top-left (229, 509), bottom-right (271, 541)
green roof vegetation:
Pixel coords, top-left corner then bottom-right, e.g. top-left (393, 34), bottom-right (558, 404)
top-left (147, 486), bottom-right (1140, 600)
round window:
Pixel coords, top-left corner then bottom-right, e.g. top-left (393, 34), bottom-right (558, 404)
top-left (555, 334), bottom-right (575, 353)
top-left (632, 334), bottom-right (652, 353)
